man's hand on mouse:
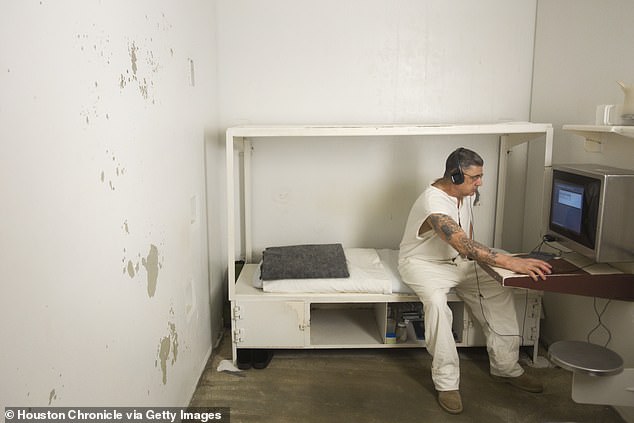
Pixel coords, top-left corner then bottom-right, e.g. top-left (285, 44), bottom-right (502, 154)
top-left (506, 256), bottom-right (553, 281)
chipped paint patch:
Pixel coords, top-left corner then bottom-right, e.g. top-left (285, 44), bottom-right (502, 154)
top-left (169, 323), bottom-right (178, 362)
top-left (122, 246), bottom-right (141, 279)
top-left (101, 149), bottom-right (125, 192)
top-left (129, 42), bottom-right (138, 75)
top-left (158, 336), bottom-right (170, 385)
top-left (139, 79), bottom-right (148, 100)
top-left (157, 322), bottom-right (178, 385)
top-left (119, 33), bottom-right (167, 103)
top-left (48, 389), bottom-right (56, 405)
top-left (126, 260), bottom-right (135, 278)
top-left (75, 31), bottom-right (112, 126)
top-left (142, 244), bottom-right (159, 297)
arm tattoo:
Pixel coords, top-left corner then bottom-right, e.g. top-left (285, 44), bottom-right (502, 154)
top-left (460, 237), bottom-right (499, 265)
top-left (428, 214), bottom-right (460, 241)
top-left (428, 213), bottom-right (499, 265)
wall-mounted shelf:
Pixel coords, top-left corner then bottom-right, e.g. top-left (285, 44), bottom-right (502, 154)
top-left (563, 124), bottom-right (634, 141)
top-left (562, 125), bottom-right (634, 153)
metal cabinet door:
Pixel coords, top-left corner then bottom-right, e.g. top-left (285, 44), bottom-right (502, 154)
top-left (232, 300), bottom-right (308, 348)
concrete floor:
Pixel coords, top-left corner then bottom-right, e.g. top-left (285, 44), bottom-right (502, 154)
top-left (189, 333), bottom-right (625, 423)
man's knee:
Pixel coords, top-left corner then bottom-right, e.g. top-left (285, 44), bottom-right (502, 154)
top-left (423, 290), bottom-right (450, 313)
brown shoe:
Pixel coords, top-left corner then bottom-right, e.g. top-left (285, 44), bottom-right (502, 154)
top-left (492, 372), bottom-right (543, 393)
top-left (437, 390), bottom-right (463, 414)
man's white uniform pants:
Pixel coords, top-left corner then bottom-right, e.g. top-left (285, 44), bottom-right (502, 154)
top-left (399, 256), bottom-right (524, 391)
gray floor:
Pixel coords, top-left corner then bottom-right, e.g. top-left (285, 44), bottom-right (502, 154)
top-left (189, 333), bottom-right (625, 423)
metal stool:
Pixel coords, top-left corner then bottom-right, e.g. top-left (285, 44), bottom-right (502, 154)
top-left (548, 340), bottom-right (633, 407)
top-left (548, 340), bottom-right (623, 376)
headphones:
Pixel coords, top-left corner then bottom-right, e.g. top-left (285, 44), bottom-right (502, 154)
top-left (449, 147), bottom-right (465, 185)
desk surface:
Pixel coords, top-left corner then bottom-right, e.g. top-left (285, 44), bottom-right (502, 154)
top-left (480, 256), bottom-right (634, 301)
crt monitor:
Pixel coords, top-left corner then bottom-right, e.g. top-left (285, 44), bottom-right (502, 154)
top-left (548, 164), bottom-right (634, 263)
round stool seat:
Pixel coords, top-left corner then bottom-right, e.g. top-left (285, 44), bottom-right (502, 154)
top-left (548, 340), bottom-right (624, 376)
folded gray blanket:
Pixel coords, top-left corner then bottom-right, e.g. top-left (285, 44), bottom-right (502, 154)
top-left (260, 244), bottom-right (349, 281)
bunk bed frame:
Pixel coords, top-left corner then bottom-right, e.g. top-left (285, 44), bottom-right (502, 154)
top-left (225, 123), bottom-right (554, 365)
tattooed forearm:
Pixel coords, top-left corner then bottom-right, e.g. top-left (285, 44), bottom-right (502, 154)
top-left (428, 214), bottom-right (461, 241)
top-left (460, 238), bottom-right (498, 265)
top-left (427, 213), bottom-right (499, 265)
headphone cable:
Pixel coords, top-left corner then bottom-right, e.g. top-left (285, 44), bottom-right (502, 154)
top-left (470, 198), bottom-right (526, 343)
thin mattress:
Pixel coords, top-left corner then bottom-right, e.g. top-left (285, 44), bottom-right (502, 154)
top-left (252, 248), bottom-right (415, 294)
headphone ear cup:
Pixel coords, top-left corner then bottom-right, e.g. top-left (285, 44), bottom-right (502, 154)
top-left (451, 168), bottom-right (464, 185)
top-left (450, 147), bottom-right (465, 184)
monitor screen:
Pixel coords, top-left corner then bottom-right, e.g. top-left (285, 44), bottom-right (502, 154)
top-left (551, 181), bottom-right (584, 235)
top-left (549, 169), bottom-right (601, 250)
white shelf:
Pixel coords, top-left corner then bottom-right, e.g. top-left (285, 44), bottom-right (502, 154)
top-left (562, 124), bottom-right (634, 141)
top-left (228, 122), bottom-right (552, 138)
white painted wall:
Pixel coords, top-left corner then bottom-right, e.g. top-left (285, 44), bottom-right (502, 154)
top-left (0, 0), bottom-right (220, 410)
top-left (216, 0), bottom-right (538, 257)
top-left (531, 0), bottom-right (634, 419)
top-left (217, 0), bottom-right (536, 126)
top-left (247, 135), bottom-right (502, 255)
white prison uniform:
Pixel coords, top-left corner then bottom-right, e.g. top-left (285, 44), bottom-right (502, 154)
top-left (398, 185), bottom-right (523, 392)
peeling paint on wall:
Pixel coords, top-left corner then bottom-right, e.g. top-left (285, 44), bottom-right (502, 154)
top-left (101, 149), bottom-right (125, 192)
top-left (120, 39), bottom-right (158, 103)
top-left (139, 79), bottom-right (149, 100)
top-left (76, 33), bottom-right (112, 66)
top-left (121, 238), bottom-right (163, 288)
top-left (157, 337), bottom-right (170, 385)
top-left (122, 250), bottom-right (141, 277)
top-left (142, 244), bottom-right (160, 297)
top-left (67, 11), bottom-right (178, 111)
top-left (48, 389), bottom-right (56, 405)
top-left (129, 42), bottom-right (138, 76)
top-left (156, 322), bottom-right (178, 385)
top-left (75, 32), bottom-right (112, 127)
top-left (126, 260), bottom-right (135, 278)
top-left (119, 73), bottom-right (127, 89)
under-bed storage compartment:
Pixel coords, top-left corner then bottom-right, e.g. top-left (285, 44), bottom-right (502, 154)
top-left (385, 301), bottom-right (466, 346)
top-left (310, 303), bottom-right (385, 346)
top-left (308, 302), bottom-right (466, 347)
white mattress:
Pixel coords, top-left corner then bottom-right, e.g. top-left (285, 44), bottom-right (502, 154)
top-left (252, 248), bottom-right (415, 294)
top-left (376, 248), bottom-right (415, 294)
